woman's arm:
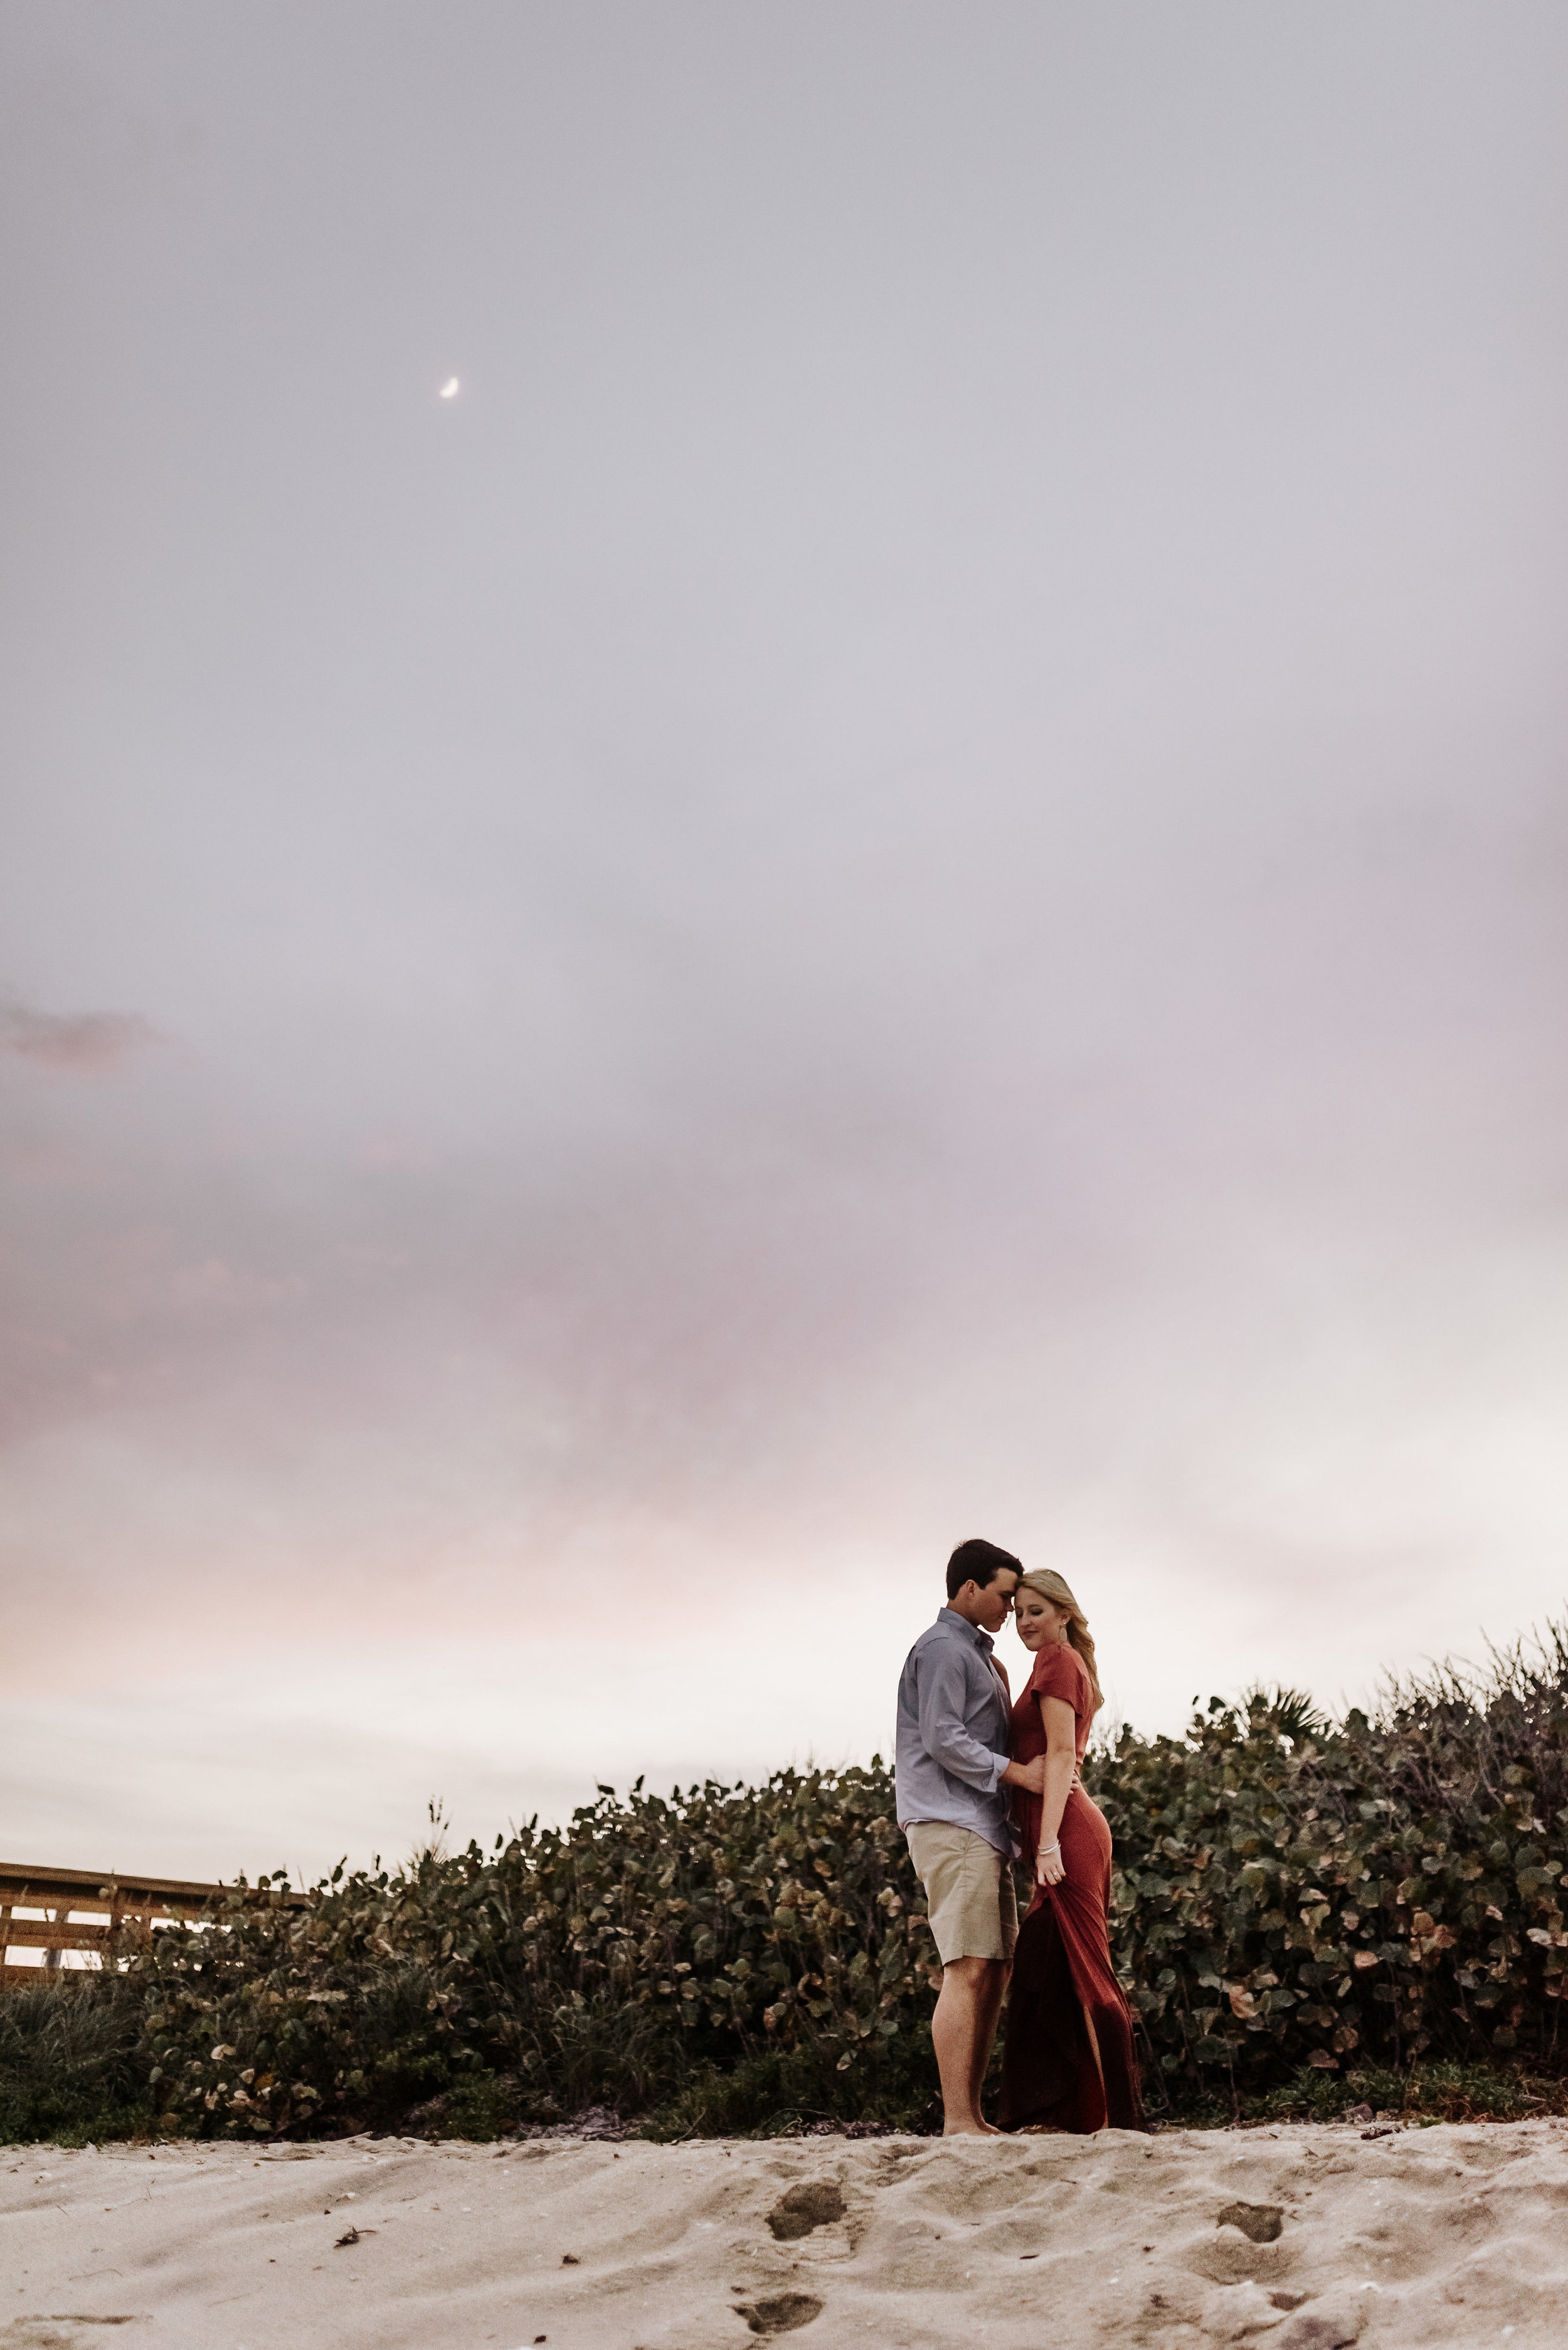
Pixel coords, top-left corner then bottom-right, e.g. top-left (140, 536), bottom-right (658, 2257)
top-left (1034, 1694), bottom-right (1078, 1887)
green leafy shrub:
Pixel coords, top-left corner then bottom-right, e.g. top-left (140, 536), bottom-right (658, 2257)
top-left (1095, 1627), bottom-right (1568, 2106)
top-left (126, 1764), bottom-right (937, 2137)
top-left (9, 1620), bottom-right (1567, 2141)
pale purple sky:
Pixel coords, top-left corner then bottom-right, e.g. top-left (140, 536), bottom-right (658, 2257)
top-left (3, 3), bottom-right (1567, 1883)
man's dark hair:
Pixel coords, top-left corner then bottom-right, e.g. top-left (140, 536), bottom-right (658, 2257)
top-left (945, 1537), bottom-right (1022, 1600)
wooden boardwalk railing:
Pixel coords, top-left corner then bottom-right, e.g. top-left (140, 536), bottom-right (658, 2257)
top-left (1, 1862), bottom-right (311, 1987)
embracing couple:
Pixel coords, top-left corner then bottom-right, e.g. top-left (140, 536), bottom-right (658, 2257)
top-left (894, 1536), bottom-right (1145, 2137)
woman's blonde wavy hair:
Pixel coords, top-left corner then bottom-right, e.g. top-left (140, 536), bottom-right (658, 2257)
top-left (1016, 1567), bottom-right (1103, 1713)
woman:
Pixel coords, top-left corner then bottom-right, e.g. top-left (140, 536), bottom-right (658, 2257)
top-left (998, 1568), bottom-right (1145, 2133)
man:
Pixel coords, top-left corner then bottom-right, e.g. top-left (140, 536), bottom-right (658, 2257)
top-left (895, 1536), bottom-right (1046, 2135)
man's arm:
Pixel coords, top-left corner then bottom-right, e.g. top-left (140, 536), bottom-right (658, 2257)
top-left (915, 1643), bottom-right (1046, 1795)
top-left (988, 1656), bottom-right (1047, 1791)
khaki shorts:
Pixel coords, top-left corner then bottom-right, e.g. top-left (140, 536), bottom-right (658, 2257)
top-left (906, 1821), bottom-right (1019, 1965)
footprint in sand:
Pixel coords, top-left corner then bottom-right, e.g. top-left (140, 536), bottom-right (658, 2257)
top-left (1216, 2200), bottom-right (1285, 2244)
top-left (765, 2183), bottom-right (844, 2242)
top-left (731, 2292), bottom-right (825, 2336)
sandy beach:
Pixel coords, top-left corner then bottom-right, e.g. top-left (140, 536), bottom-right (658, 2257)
top-left (6, 2118), bottom-right (1568, 2350)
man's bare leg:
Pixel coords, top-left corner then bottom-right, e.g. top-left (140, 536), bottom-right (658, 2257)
top-left (969, 1959), bottom-right (1009, 2130)
top-left (932, 1955), bottom-right (1007, 2135)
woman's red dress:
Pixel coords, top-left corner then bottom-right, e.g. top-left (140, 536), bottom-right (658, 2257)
top-left (999, 1638), bottom-right (1145, 2132)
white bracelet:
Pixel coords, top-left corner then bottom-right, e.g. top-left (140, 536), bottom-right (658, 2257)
top-left (1039, 1841), bottom-right (1060, 1856)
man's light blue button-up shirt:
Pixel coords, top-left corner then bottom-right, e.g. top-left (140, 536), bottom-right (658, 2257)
top-left (894, 1607), bottom-right (1018, 1859)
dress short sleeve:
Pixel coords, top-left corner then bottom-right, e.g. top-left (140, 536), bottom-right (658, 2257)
top-left (1030, 1642), bottom-right (1089, 1741)
top-left (1030, 1643), bottom-right (1083, 1700)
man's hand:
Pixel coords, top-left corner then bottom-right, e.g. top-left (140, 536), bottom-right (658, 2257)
top-left (1002, 1755), bottom-right (1047, 1795)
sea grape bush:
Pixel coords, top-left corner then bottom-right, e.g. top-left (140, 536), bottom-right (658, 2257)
top-left (123, 1627), bottom-right (1568, 2134)
top-left (1093, 1637), bottom-right (1568, 2092)
top-left (129, 1767), bottom-right (937, 2136)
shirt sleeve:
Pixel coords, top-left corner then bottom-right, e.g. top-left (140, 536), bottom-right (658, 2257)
top-left (916, 1643), bottom-right (1008, 1794)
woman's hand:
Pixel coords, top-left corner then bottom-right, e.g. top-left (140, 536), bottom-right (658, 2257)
top-left (1036, 1838), bottom-right (1066, 1888)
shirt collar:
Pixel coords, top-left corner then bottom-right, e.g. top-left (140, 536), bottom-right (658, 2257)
top-left (938, 1605), bottom-right (995, 1656)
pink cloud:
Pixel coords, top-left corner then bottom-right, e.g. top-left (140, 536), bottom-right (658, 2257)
top-left (0, 997), bottom-right (159, 1074)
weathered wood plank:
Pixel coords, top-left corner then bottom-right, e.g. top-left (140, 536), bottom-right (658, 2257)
top-left (1, 1863), bottom-right (313, 1988)
top-left (0, 1863), bottom-right (309, 1913)
top-left (0, 1921), bottom-right (118, 1952)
